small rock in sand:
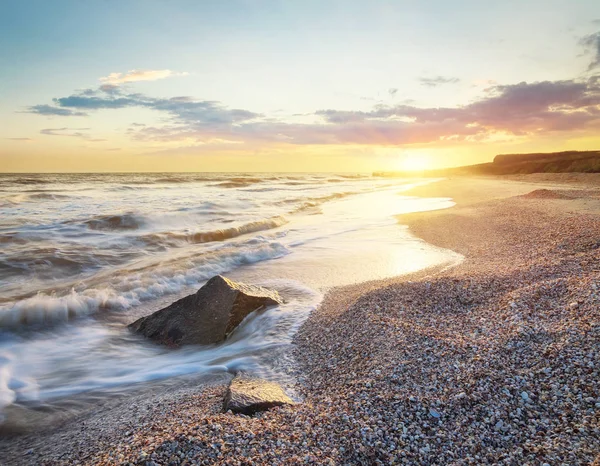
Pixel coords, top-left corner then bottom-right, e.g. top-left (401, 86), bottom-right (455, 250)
top-left (223, 374), bottom-right (294, 415)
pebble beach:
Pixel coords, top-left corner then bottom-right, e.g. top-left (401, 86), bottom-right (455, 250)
top-left (2, 174), bottom-right (599, 465)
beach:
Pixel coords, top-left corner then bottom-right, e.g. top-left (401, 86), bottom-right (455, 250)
top-left (2, 174), bottom-right (600, 465)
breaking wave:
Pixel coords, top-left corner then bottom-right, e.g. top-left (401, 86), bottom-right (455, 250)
top-left (79, 213), bottom-right (146, 231)
top-left (213, 178), bottom-right (264, 188)
top-left (277, 191), bottom-right (360, 213)
top-left (0, 241), bottom-right (290, 329)
top-left (142, 216), bottom-right (288, 247)
top-left (0, 192), bottom-right (73, 207)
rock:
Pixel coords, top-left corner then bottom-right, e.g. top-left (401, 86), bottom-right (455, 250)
top-left (128, 275), bottom-right (282, 347)
top-left (223, 374), bottom-right (294, 415)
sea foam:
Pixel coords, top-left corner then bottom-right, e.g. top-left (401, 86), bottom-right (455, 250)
top-left (0, 241), bottom-right (290, 329)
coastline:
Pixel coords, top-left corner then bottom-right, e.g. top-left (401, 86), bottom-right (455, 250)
top-left (2, 174), bottom-right (599, 464)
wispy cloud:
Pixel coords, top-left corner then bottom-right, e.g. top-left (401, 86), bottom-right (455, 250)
top-left (581, 31), bottom-right (600, 70)
top-left (99, 69), bottom-right (189, 85)
top-left (99, 83), bottom-right (122, 95)
top-left (29, 89), bottom-right (261, 130)
top-left (5, 137), bottom-right (33, 141)
top-left (418, 76), bottom-right (460, 87)
top-left (26, 104), bottom-right (88, 117)
top-left (472, 79), bottom-right (497, 88)
top-left (40, 127), bottom-right (105, 141)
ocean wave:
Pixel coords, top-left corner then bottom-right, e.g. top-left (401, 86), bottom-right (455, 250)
top-left (0, 234), bottom-right (25, 245)
top-left (0, 253), bottom-right (87, 282)
top-left (154, 177), bottom-right (195, 183)
top-left (0, 289), bottom-right (128, 328)
top-left (212, 177), bottom-right (264, 188)
top-left (154, 176), bottom-right (225, 183)
top-left (5, 178), bottom-right (48, 185)
top-left (289, 201), bottom-right (323, 215)
top-left (135, 175), bottom-right (266, 184)
top-left (0, 192), bottom-right (73, 207)
top-left (335, 174), bottom-right (368, 179)
top-left (277, 191), bottom-right (359, 213)
top-left (0, 241), bottom-right (290, 329)
top-left (108, 185), bottom-right (146, 191)
top-left (239, 187), bottom-right (280, 192)
top-left (0, 246), bottom-right (141, 286)
top-left (27, 193), bottom-right (71, 201)
top-left (213, 181), bottom-right (252, 188)
top-left (73, 213), bottom-right (146, 231)
top-left (281, 181), bottom-right (311, 186)
top-left (0, 194), bottom-right (25, 206)
top-left (142, 216), bottom-right (288, 247)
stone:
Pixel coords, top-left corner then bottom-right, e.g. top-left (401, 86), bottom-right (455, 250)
top-left (223, 374), bottom-right (294, 415)
top-left (128, 275), bottom-right (282, 347)
top-left (429, 408), bottom-right (441, 418)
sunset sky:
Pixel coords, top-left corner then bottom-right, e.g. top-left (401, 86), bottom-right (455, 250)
top-left (1, 0), bottom-right (599, 172)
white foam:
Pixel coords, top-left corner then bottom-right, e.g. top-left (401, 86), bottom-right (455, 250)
top-left (0, 354), bottom-right (16, 420)
top-left (0, 241), bottom-right (290, 329)
top-left (0, 280), bottom-right (320, 405)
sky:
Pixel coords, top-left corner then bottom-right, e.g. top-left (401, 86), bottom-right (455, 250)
top-left (1, 0), bottom-right (599, 173)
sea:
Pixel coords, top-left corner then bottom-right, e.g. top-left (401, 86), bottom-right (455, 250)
top-left (0, 172), bottom-right (461, 422)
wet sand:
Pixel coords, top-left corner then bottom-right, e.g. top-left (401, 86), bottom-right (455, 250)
top-left (1, 174), bottom-right (599, 465)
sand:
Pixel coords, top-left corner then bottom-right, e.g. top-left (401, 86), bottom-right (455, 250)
top-left (1, 174), bottom-right (599, 465)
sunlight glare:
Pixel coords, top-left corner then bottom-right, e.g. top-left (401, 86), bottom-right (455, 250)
top-left (400, 154), bottom-right (430, 172)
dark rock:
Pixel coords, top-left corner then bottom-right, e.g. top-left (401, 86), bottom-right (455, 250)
top-left (223, 374), bottom-right (294, 415)
top-left (128, 275), bottom-right (282, 347)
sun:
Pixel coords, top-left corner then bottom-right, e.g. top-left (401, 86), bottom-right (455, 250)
top-left (399, 154), bottom-right (430, 172)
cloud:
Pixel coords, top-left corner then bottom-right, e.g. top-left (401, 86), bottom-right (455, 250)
top-left (99, 69), bottom-right (189, 85)
top-left (129, 79), bottom-right (600, 147)
top-left (31, 88), bottom-right (262, 131)
top-left (40, 127), bottom-right (90, 135)
top-left (472, 79), bottom-right (497, 88)
top-left (309, 78), bottom-right (600, 144)
top-left (5, 137), bottom-right (32, 141)
top-left (99, 83), bottom-right (122, 95)
top-left (418, 76), bottom-right (460, 87)
top-left (581, 31), bottom-right (600, 70)
top-left (40, 127), bottom-right (104, 141)
top-left (27, 76), bottom-right (600, 149)
top-left (388, 88), bottom-right (398, 97)
top-left (106, 78), bottom-right (600, 146)
top-left (26, 104), bottom-right (88, 117)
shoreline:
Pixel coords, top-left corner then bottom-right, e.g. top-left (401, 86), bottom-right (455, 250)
top-left (1, 174), bottom-right (599, 464)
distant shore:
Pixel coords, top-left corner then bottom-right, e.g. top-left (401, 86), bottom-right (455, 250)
top-left (2, 174), bottom-right (599, 465)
